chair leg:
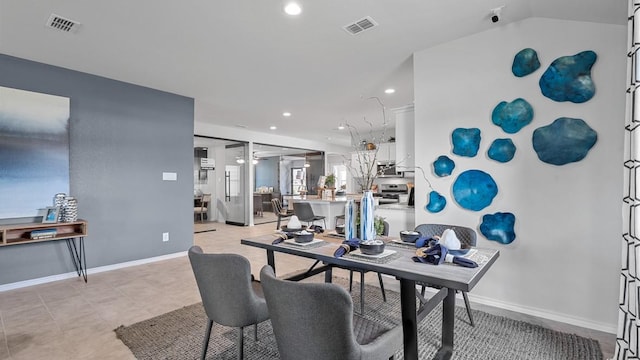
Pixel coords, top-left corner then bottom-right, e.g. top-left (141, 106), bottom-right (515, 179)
top-left (377, 272), bottom-right (387, 302)
top-left (276, 215), bottom-right (281, 230)
top-left (421, 285), bottom-right (426, 296)
top-left (237, 326), bottom-right (244, 360)
top-left (462, 291), bottom-right (475, 327)
top-left (349, 270), bottom-right (354, 292)
top-left (201, 319), bottom-right (213, 360)
top-left (254, 323), bottom-right (258, 341)
top-left (360, 271), bottom-right (365, 315)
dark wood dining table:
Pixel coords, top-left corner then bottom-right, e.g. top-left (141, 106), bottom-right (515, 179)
top-left (241, 233), bottom-right (500, 360)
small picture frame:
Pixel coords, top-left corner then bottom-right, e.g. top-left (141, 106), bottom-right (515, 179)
top-left (42, 206), bottom-right (59, 223)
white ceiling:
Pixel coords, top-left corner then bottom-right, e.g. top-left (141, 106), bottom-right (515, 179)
top-left (0, 1), bottom-right (627, 145)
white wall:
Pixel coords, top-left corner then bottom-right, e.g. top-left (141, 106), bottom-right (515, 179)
top-left (413, 18), bottom-right (625, 332)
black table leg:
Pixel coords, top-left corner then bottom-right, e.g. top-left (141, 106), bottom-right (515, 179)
top-left (65, 237), bottom-right (87, 282)
top-left (400, 278), bottom-right (418, 360)
top-left (433, 287), bottom-right (455, 359)
top-left (324, 265), bottom-right (332, 283)
top-left (266, 250), bottom-right (276, 274)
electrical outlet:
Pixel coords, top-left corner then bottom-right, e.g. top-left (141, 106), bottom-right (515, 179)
top-left (162, 232), bottom-right (169, 242)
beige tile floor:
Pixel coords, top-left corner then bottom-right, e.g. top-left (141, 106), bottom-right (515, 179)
top-left (0, 221), bottom-right (615, 359)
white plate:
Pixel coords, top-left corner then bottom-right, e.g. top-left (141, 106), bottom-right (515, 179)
top-left (349, 249), bottom-right (396, 258)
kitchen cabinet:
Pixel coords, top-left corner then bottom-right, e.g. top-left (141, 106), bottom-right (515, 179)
top-left (394, 105), bottom-right (415, 170)
top-left (376, 142), bottom-right (396, 162)
top-left (375, 205), bottom-right (415, 236)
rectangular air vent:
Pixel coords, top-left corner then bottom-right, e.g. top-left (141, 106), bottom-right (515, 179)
top-left (343, 16), bottom-right (378, 35)
top-left (46, 14), bottom-right (81, 33)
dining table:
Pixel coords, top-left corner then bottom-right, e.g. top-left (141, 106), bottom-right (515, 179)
top-left (241, 231), bottom-right (500, 360)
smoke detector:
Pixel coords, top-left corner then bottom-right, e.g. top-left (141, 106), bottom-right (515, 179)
top-left (343, 16), bottom-right (378, 35)
top-left (46, 14), bottom-right (81, 33)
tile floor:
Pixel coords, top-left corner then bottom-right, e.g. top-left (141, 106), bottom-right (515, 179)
top-left (0, 221), bottom-right (616, 359)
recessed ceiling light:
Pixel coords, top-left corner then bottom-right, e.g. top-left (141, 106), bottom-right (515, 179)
top-left (338, 125), bottom-right (345, 130)
top-left (384, 88), bottom-right (396, 94)
top-left (284, 2), bottom-right (302, 16)
top-left (270, 126), bottom-right (277, 130)
top-left (282, 112), bottom-right (292, 117)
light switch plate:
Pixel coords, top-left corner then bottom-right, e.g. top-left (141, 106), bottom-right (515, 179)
top-left (162, 232), bottom-right (169, 242)
top-left (162, 172), bottom-right (177, 181)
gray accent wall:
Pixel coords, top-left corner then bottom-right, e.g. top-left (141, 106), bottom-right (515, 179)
top-left (0, 54), bottom-right (194, 284)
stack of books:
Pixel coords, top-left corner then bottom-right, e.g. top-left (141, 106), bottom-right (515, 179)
top-left (30, 228), bottom-right (57, 240)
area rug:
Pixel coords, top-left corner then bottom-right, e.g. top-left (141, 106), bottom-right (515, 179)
top-left (115, 278), bottom-right (603, 360)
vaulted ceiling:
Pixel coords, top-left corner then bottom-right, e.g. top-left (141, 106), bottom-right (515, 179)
top-left (0, 1), bottom-right (627, 145)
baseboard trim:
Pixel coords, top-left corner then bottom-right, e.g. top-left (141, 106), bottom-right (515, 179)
top-left (467, 293), bottom-right (617, 334)
top-left (379, 274), bottom-right (616, 335)
top-left (0, 251), bottom-right (187, 292)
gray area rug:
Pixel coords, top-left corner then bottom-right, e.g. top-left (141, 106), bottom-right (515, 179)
top-left (115, 278), bottom-right (603, 360)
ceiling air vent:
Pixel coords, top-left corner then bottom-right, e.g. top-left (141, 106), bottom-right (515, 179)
top-left (46, 14), bottom-right (81, 33)
top-left (343, 16), bottom-right (378, 35)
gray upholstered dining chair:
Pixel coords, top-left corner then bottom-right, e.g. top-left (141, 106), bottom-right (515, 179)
top-left (414, 223), bottom-right (477, 326)
top-left (188, 246), bottom-right (269, 359)
top-left (271, 198), bottom-right (294, 229)
top-left (293, 201), bottom-right (326, 228)
top-left (260, 265), bottom-right (402, 360)
top-left (348, 221), bottom-right (389, 314)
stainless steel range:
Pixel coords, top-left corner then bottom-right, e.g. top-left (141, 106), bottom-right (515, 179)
top-left (376, 183), bottom-right (409, 204)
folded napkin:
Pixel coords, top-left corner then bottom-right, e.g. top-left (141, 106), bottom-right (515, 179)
top-left (333, 239), bottom-right (361, 258)
top-left (271, 232), bottom-right (290, 245)
top-left (412, 243), bottom-right (448, 265)
top-left (412, 243), bottom-right (478, 268)
top-left (415, 236), bottom-right (438, 248)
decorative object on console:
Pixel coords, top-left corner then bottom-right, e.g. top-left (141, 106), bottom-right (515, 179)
top-left (61, 196), bottom-right (78, 222)
top-left (539, 50), bottom-right (597, 103)
top-left (54, 193), bottom-right (67, 222)
top-left (42, 207), bottom-right (59, 223)
top-left (324, 173), bottom-right (336, 188)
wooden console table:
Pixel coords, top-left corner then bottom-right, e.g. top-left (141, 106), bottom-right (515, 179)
top-left (0, 220), bottom-right (88, 282)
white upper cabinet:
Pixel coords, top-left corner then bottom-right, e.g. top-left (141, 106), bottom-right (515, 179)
top-left (376, 142), bottom-right (396, 162)
top-left (393, 105), bottom-right (415, 170)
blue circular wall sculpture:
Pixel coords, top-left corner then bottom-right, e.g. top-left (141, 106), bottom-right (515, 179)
top-left (532, 117), bottom-right (598, 166)
top-left (488, 138), bottom-right (516, 163)
top-left (451, 128), bottom-right (481, 157)
top-left (491, 98), bottom-right (534, 134)
top-left (512, 48), bottom-right (540, 77)
top-left (480, 212), bottom-right (516, 244)
top-left (425, 191), bottom-right (446, 213)
top-left (452, 170), bottom-right (498, 211)
top-left (539, 50), bottom-right (597, 103)
top-left (433, 155), bottom-right (455, 177)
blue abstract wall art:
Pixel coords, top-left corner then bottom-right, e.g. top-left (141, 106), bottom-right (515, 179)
top-left (539, 50), bottom-right (597, 103)
top-left (452, 170), bottom-right (498, 211)
top-left (532, 117), bottom-right (598, 166)
top-left (0, 86), bottom-right (70, 219)
top-left (433, 155), bottom-right (455, 177)
top-left (425, 191), bottom-right (446, 213)
top-left (491, 98), bottom-right (534, 134)
top-left (480, 212), bottom-right (516, 244)
top-left (451, 128), bottom-right (481, 157)
top-left (488, 138), bottom-right (516, 163)
top-left (512, 48), bottom-right (540, 77)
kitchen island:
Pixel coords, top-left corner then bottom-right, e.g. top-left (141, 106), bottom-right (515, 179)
top-left (283, 195), bottom-right (355, 229)
top-left (284, 195), bottom-right (414, 232)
